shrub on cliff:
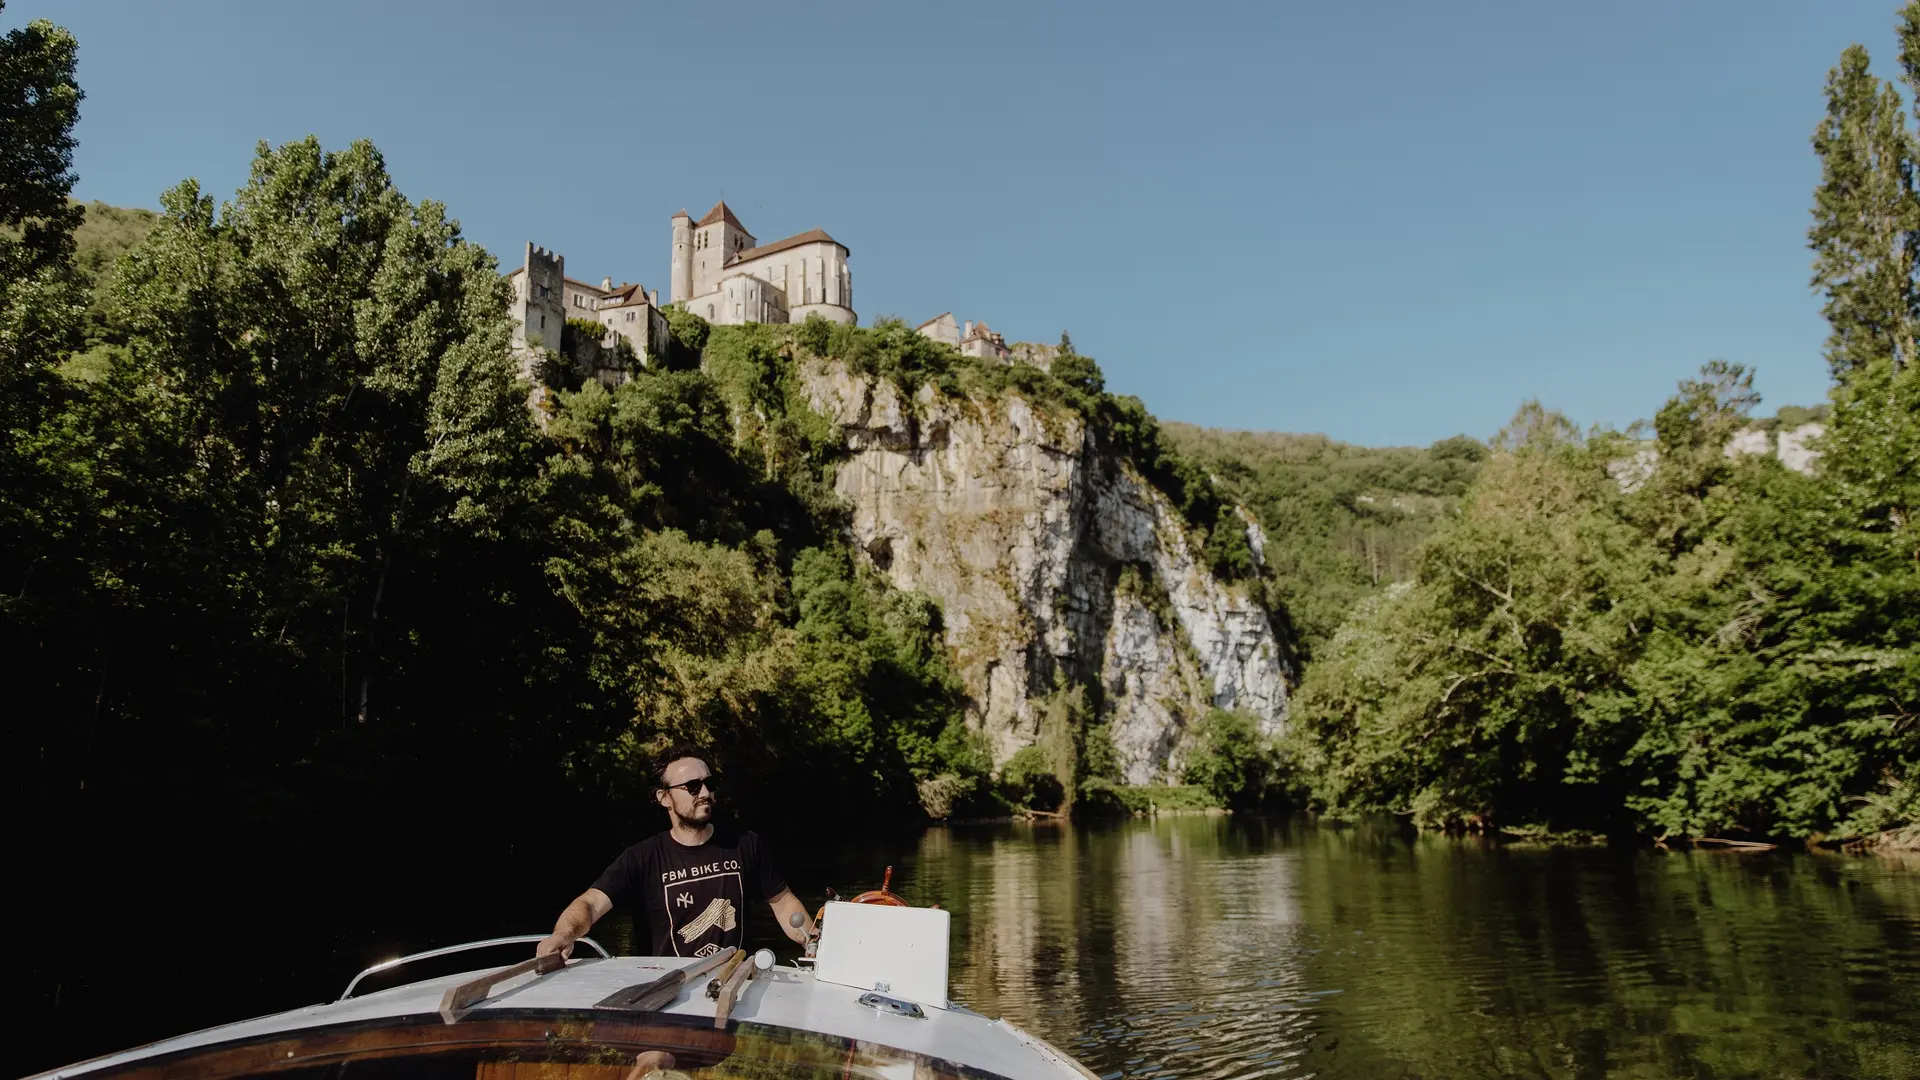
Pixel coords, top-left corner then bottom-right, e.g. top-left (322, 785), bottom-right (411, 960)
top-left (556, 316), bottom-right (637, 385)
top-left (1184, 709), bottom-right (1289, 811)
top-left (659, 302), bottom-right (709, 369)
top-left (800, 314), bottom-right (954, 394)
top-left (999, 745), bottom-right (1066, 811)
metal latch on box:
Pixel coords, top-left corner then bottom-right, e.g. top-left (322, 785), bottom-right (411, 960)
top-left (858, 991), bottom-right (925, 1019)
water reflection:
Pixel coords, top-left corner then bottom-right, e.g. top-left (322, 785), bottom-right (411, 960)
top-left (910, 818), bottom-right (1920, 1080)
top-left (26, 817), bottom-right (1920, 1080)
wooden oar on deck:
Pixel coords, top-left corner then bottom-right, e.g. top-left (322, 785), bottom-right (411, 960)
top-left (704, 949), bottom-right (747, 999)
top-left (594, 947), bottom-right (740, 1013)
top-left (712, 949), bottom-right (769, 1029)
top-left (439, 951), bottom-right (567, 1023)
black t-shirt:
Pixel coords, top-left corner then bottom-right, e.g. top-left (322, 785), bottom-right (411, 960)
top-left (590, 829), bottom-right (788, 957)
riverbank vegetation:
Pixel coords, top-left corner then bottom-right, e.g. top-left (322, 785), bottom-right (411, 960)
top-left (1254, 7), bottom-right (1920, 847)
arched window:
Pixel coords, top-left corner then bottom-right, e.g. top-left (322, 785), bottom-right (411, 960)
top-left (707, 304), bottom-right (714, 319)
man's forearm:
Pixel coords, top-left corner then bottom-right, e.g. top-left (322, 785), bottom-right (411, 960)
top-left (551, 896), bottom-right (596, 942)
top-left (768, 890), bottom-right (813, 944)
top-left (539, 889), bottom-right (613, 958)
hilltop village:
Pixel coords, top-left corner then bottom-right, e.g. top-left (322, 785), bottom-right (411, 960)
top-left (504, 200), bottom-right (1828, 479)
top-left (504, 200), bottom-right (1014, 385)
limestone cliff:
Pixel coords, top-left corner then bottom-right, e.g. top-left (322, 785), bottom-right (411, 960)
top-left (1610, 421), bottom-right (1827, 493)
top-left (800, 359), bottom-right (1290, 785)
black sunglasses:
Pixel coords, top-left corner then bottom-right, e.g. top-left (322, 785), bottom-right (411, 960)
top-left (663, 776), bottom-right (717, 797)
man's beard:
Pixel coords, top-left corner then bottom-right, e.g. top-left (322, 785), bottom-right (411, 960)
top-left (678, 800), bottom-right (715, 825)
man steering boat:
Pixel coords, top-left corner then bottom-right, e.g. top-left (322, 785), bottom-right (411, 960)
top-left (538, 745), bottom-right (815, 959)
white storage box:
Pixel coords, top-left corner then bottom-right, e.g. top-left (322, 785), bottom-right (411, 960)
top-left (811, 900), bottom-right (951, 1010)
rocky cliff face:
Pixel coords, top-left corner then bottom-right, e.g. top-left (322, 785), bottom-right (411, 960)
top-left (800, 360), bottom-right (1290, 785)
top-left (1610, 421), bottom-right (1827, 493)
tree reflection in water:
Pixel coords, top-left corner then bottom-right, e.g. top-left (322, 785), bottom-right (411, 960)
top-left (23, 818), bottom-right (1919, 1080)
top-left (890, 817), bottom-right (1919, 1080)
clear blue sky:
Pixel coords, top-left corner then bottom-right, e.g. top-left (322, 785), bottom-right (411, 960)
top-left (6, 1), bottom-right (1900, 446)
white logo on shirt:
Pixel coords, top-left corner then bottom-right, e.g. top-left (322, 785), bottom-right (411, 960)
top-left (679, 898), bottom-right (738, 942)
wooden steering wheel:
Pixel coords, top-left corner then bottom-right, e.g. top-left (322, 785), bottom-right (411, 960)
top-left (813, 865), bottom-right (912, 926)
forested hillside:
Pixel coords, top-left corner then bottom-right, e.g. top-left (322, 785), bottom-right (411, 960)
top-left (1164, 425), bottom-right (1485, 657)
top-left (71, 198), bottom-right (155, 284)
top-left (1264, 6), bottom-right (1920, 847)
top-left (1168, 405), bottom-right (1835, 664)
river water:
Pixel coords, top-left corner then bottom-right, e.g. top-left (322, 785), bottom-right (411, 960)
top-left (773, 817), bottom-right (1920, 1080)
top-left (28, 816), bottom-right (1920, 1080)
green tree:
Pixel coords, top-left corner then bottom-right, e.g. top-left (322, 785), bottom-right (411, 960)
top-left (1292, 403), bottom-right (1647, 830)
top-left (1183, 709), bottom-right (1284, 811)
top-left (1050, 342), bottom-right (1103, 400)
top-left (99, 138), bottom-right (533, 726)
top-left (1810, 43), bottom-right (1917, 377)
top-left (1000, 745), bottom-right (1065, 810)
top-left (10, 132), bottom-right (576, 859)
top-left (0, 4), bottom-right (83, 273)
top-left (0, 3), bottom-right (87, 613)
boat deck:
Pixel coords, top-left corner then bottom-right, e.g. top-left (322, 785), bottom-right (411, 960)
top-left (33, 955), bottom-right (1092, 1080)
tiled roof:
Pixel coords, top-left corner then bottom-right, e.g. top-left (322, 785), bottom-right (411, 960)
top-left (598, 283), bottom-right (654, 308)
top-left (916, 312), bottom-right (954, 331)
top-left (725, 227), bottom-right (847, 266)
top-left (695, 201), bottom-right (746, 230)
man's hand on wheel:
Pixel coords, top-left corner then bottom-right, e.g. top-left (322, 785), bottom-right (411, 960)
top-left (536, 934), bottom-right (575, 960)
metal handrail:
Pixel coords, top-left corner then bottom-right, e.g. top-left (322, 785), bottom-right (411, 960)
top-left (339, 935), bottom-right (609, 1001)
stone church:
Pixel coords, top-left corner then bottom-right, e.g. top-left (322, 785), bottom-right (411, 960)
top-left (506, 199), bottom-right (1010, 384)
top-left (505, 201), bottom-right (854, 381)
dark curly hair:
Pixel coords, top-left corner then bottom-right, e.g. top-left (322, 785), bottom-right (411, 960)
top-left (652, 743), bottom-right (711, 789)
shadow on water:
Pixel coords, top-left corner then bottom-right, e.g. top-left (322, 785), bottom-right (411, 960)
top-left (22, 816), bottom-right (1920, 1080)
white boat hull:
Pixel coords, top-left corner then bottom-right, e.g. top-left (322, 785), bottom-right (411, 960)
top-left (30, 955), bottom-right (1096, 1080)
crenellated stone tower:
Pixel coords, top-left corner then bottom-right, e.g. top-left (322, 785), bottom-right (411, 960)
top-left (509, 243), bottom-right (565, 372)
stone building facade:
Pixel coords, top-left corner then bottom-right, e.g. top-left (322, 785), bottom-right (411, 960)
top-left (671, 202), bottom-right (855, 326)
top-left (914, 313), bottom-right (1010, 361)
top-left (505, 199), bottom-right (1035, 380)
top-left (505, 242), bottom-right (670, 386)
top-left (505, 200), bottom-right (859, 382)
